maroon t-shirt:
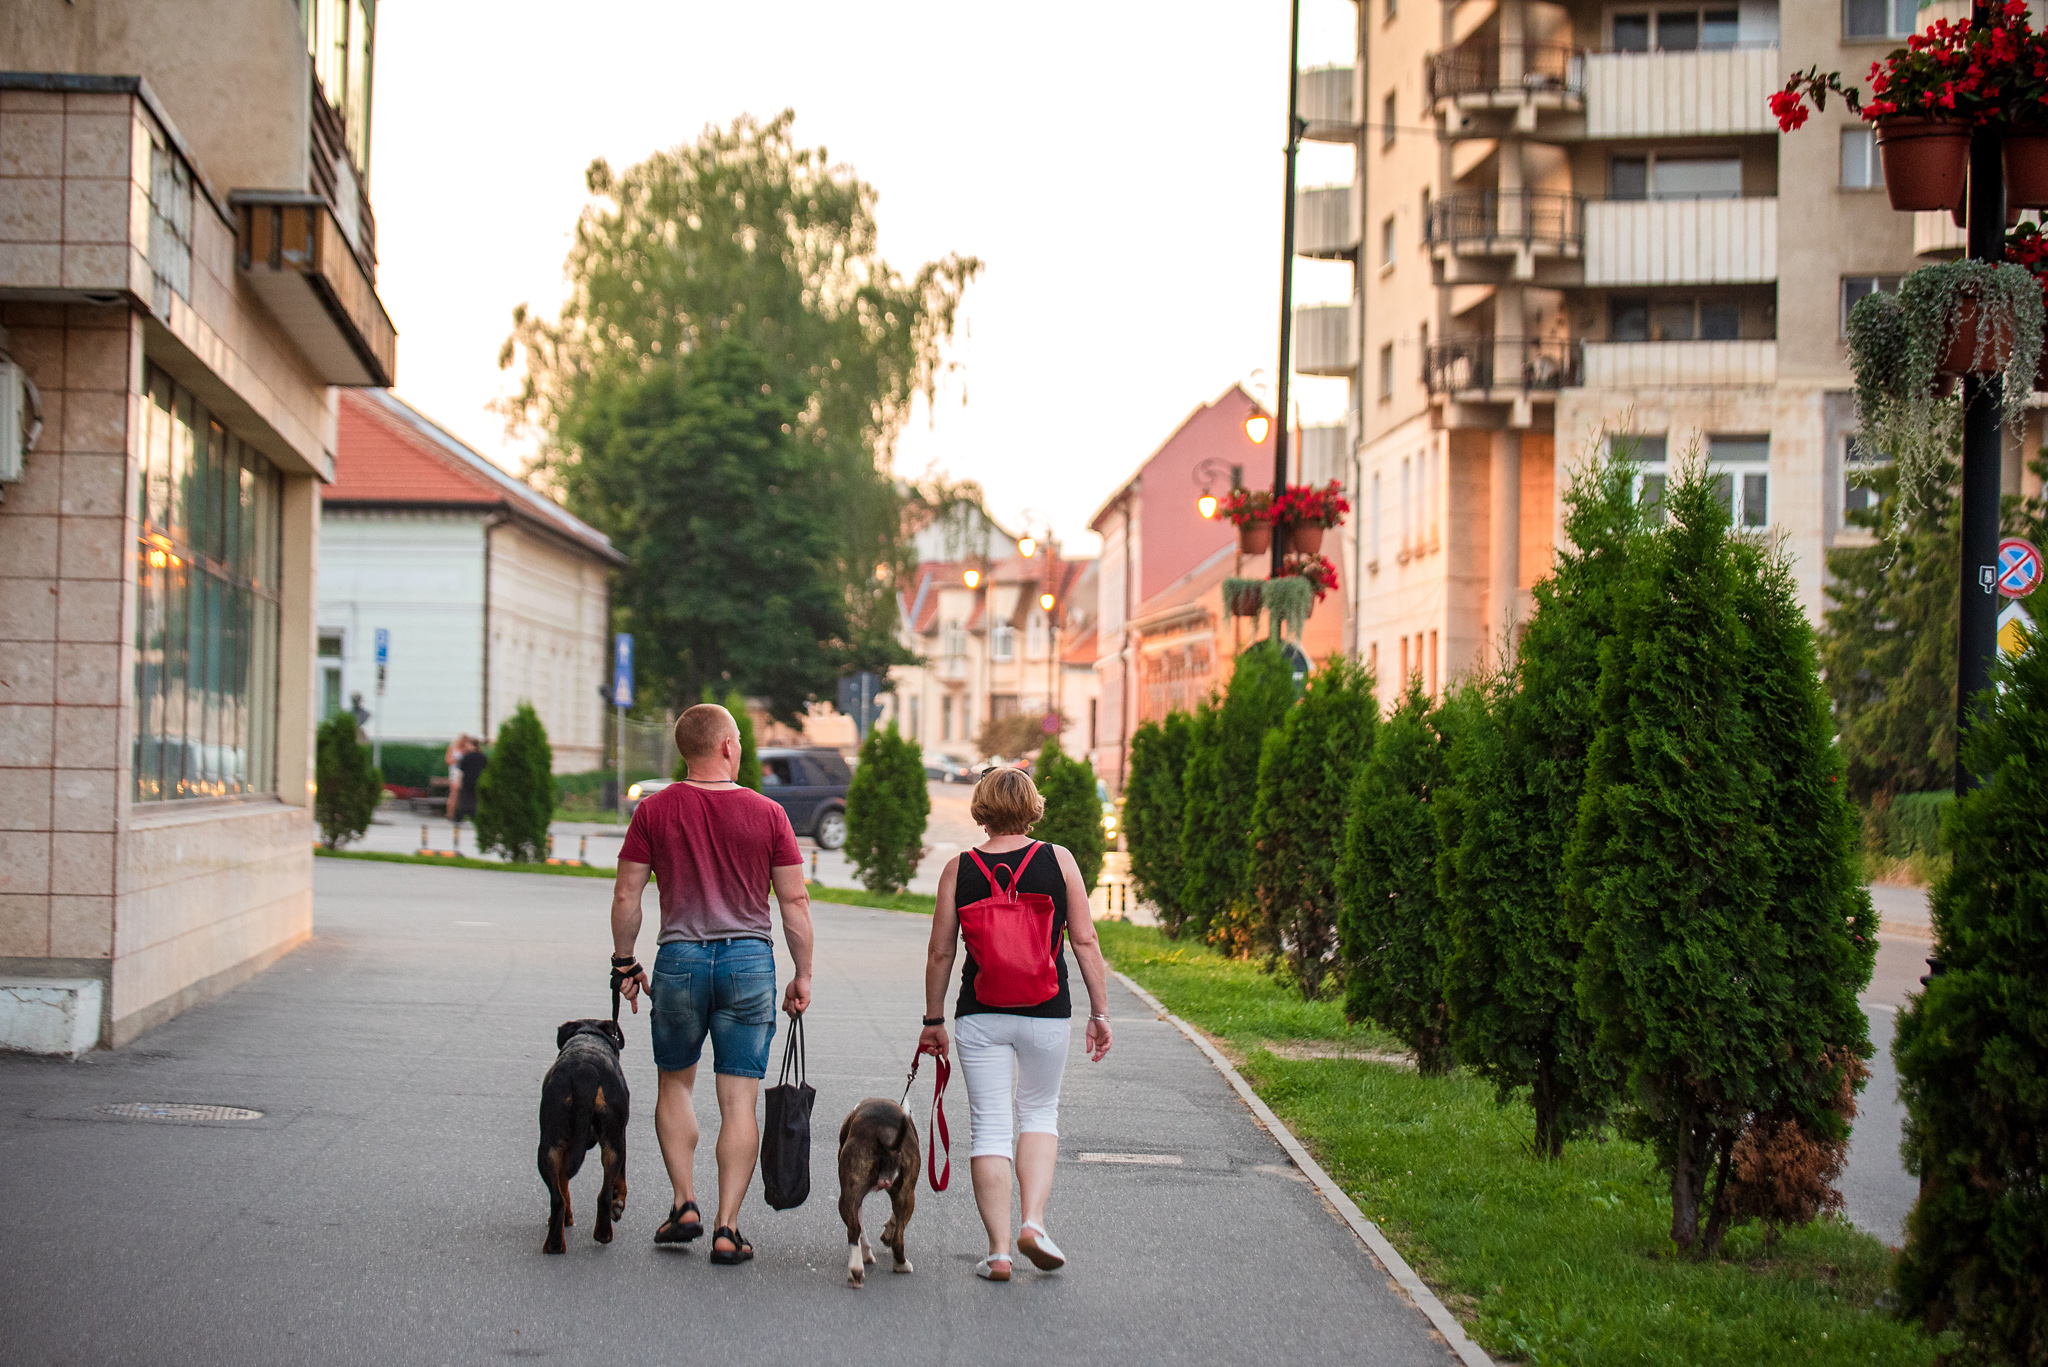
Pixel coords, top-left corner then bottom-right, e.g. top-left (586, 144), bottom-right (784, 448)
top-left (618, 783), bottom-right (803, 943)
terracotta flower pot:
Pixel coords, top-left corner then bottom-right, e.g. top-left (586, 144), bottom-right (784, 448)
top-left (1937, 296), bottom-right (2016, 377)
top-left (1237, 523), bottom-right (1273, 555)
top-left (1286, 524), bottom-right (1326, 555)
top-left (1228, 585), bottom-right (1264, 617)
top-left (1876, 117), bottom-right (1971, 213)
top-left (2007, 131), bottom-right (2048, 210)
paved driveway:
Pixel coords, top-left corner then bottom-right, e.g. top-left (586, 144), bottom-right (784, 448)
top-left (0, 860), bottom-right (1455, 1366)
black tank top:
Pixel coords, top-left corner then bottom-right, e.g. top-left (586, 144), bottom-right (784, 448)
top-left (953, 842), bottom-right (1072, 1019)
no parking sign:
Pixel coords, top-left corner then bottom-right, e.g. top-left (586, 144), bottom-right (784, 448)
top-left (1996, 537), bottom-right (2043, 598)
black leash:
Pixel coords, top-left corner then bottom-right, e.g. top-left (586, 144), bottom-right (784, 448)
top-left (610, 954), bottom-right (646, 1024)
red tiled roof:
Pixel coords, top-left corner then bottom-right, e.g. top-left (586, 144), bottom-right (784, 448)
top-left (330, 390), bottom-right (625, 564)
top-left (1061, 624), bottom-right (1099, 666)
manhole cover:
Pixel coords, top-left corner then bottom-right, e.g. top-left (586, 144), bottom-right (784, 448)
top-left (96, 1102), bottom-right (263, 1122)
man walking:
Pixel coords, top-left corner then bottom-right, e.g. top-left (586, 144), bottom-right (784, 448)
top-left (610, 703), bottom-right (813, 1266)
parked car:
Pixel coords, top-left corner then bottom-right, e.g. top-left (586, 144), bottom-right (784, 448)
top-left (971, 755), bottom-right (1031, 779)
top-left (922, 751), bottom-right (973, 784)
top-left (624, 748), bottom-right (852, 850)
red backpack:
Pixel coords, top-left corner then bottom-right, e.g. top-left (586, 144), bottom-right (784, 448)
top-left (957, 843), bottom-right (1061, 1008)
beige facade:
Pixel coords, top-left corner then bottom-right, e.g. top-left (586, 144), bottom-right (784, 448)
top-left (0, 0), bottom-right (393, 1049)
top-left (1305, 0), bottom-right (2041, 707)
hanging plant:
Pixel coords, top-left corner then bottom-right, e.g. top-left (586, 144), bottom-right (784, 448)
top-left (1222, 577), bottom-right (1265, 618)
top-left (1260, 575), bottom-right (1315, 641)
top-left (1274, 480), bottom-right (1352, 554)
top-left (1216, 487), bottom-right (1276, 528)
top-left (1275, 552), bottom-right (1340, 603)
top-left (1847, 257), bottom-right (2043, 490)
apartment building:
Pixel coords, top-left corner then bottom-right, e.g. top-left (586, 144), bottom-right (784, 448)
top-left (1301, 0), bottom-right (2040, 706)
top-left (0, 0), bottom-right (395, 1050)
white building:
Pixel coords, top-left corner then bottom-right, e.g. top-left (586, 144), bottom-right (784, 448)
top-left (319, 390), bottom-right (622, 771)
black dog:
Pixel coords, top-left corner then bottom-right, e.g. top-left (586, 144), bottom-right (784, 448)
top-left (538, 1019), bottom-right (629, 1255)
top-left (837, 1098), bottom-right (919, 1286)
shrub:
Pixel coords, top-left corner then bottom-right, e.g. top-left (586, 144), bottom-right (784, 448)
top-left (677, 688), bottom-right (761, 790)
top-left (1438, 448), bottom-right (1641, 1157)
top-left (1179, 641), bottom-right (1297, 943)
top-left (844, 722), bottom-right (928, 893)
top-left (1248, 655), bottom-right (1377, 1000)
top-left (475, 703), bottom-right (556, 864)
top-left (372, 741), bottom-right (448, 791)
top-left (1568, 461), bottom-right (1874, 1259)
top-left (314, 712), bottom-right (382, 850)
top-left (1032, 739), bottom-right (1105, 891)
top-left (1124, 712), bottom-right (1193, 932)
top-left (1893, 640), bottom-right (2048, 1361)
top-left (1338, 679), bottom-right (1458, 1074)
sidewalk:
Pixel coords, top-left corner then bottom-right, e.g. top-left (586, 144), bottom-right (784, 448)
top-left (0, 859), bottom-right (1458, 1365)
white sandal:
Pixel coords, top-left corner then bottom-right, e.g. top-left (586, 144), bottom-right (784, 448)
top-left (975, 1252), bottom-right (1012, 1281)
top-left (1017, 1220), bottom-right (1065, 1271)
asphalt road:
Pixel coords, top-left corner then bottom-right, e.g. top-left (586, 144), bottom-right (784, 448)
top-left (0, 859), bottom-right (1455, 1367)
top-left (1839, 931), bottom-right (1935, 1247)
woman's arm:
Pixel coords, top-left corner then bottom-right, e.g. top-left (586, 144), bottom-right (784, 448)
top-left (1056, 846), bottom-right (1113, 1062)
top-left (919, 856), bottom-right (962, 1057)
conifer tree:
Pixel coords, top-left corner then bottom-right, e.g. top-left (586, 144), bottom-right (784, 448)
top-left (1339, 680), bottom-right (1457, 1073)
top-left (844, 722), bottom-right (928, 893)
top-left (1179, 642), bottom-right (1297, 943)
top-left (476, 703), bottom-right (556, 864)
top-left (314, 712), bottom-right (382, 850)
top-left (1893, 640), bottom-right (2048, 1361)
top-left (1124, 712), bottom-right (1193, 933)
top-left (1439, 450), bottom-right (1641, 1156)
top-left (1249, 656), bottom-right (1378, 1000)
top-left (1032, 739), bottom-right (1106, 891)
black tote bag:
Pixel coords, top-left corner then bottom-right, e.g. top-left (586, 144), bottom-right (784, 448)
top-left (760, 1011), bottom-right (814, 1210)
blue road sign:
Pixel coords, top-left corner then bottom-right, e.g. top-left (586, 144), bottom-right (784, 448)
top-left (612, 634), bottom-right (634, 708)
top-left (374, 627), bottom-right (389, 666)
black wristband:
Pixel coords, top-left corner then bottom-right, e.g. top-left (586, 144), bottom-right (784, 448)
top-left (922, 1016), bottom-right (945, 1027)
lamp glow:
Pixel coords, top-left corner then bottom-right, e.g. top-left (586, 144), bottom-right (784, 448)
top-left (1040, 592), bottom-right (1055, 611)
top-left (1245, 414), bottom-right (1271, 443)
top-left (963, 568), bottom-right (981, 589)
top-left (1018, 535), bottom-right (1036, 558)
top-left (1197, 493), bottom-right (1219, 520)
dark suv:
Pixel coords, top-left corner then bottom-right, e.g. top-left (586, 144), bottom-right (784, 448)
top-left (759, 747), bottom-right (852, 850)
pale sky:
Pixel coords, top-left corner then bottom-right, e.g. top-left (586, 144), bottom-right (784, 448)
top-left (368, 1), bottom-right (1361, 557)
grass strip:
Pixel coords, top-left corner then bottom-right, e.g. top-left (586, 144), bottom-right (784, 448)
top-left (1097, 920), bottom-right (1944, 1367)
top-left (805, 882), bottom-right (936, 915)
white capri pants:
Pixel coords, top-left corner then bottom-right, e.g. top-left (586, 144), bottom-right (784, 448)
top-left (954, 1012), bottom-right (1071, 1160)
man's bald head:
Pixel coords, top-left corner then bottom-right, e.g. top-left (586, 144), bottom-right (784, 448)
top-left (674, 703), bottom-right (739, 764)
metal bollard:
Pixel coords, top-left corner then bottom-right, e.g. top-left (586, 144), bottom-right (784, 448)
top-left (579, 834), bottom-right (589, 862)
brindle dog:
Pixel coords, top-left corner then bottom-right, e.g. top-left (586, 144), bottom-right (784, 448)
top-left (837, 1097), bottom-right (920, 1285)
top-left (538, 1019), bottom-right (629, 1255)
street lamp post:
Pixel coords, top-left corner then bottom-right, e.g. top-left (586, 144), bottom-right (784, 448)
top-left (1271, 0), bottom-right (1305, 578)
top-left (1957, 14), bottom-right (2004, 796)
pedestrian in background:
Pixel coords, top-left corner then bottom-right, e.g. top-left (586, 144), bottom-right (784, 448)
top-left (919, 766), bottom-right (1112, 1282)
top-left (451, 736), bottom-right (486, 827)
top-left (443, 736), bottom-right (467, 821)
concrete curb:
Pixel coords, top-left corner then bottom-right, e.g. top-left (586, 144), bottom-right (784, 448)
top-left (1112, 969), bottom-right (1495, 1367)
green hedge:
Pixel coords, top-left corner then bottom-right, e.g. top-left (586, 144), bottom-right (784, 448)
top-left (1864, 790), bottom-right (1954, 860)
top-left (375, 742), bottom-right (449, 790)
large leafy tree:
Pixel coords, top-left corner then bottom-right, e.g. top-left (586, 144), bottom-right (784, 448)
top-left (558, 339), bottom-right (847, 720)
top-left (505, 111), bottom-right (980, 693)
top-left (1439, 451), bottom-right (1641, 1156)
top-left (1249, 656), bottom-right (1378, 1000)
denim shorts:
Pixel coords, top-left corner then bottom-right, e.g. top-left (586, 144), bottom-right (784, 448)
top-left (649, 938), bottom-right (778, 1077)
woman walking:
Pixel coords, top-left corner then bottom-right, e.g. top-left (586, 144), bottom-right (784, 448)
top-left (918, 766), bottom-right (1113, 1282)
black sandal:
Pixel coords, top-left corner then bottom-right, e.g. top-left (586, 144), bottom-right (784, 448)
top-left (654, 1201), bottom-right (703, 1245)
top-left (708, 1225), bottom-right (753, 1264)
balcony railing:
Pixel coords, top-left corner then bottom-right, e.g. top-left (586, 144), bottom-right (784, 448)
top-left (1296, 184), bottom-right (1359, 258)
top-left (1295, 303), bottom-right (1359, 376)
top-left (1583, 46), bottom-right (1777, 138)
top-left (1578, 340), bottom-right (1777, 387)
top-left (1583, 197), bottom-right (1776, 285)
top-left (1428, 189), bottom-right (1585, 254)
top-left (1298, 65), bottom-right (1357, 140)
top-left (1425, 337), bottom-right (1580, 396)
top-left (1429, 41), bottom-right (1587, 103)
top-left (233, 192), bottom-right (397, 387)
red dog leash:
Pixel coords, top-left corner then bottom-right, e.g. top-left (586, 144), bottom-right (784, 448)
top-left (900, 1048), bottom-right (952, 1192)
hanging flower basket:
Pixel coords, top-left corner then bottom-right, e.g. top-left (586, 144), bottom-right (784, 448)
top-left (1260, 575), bottom-right (1316, 641)
top-left (1222, 577), bottom-right (1265, 618)
top-left (1875, 119), bottom-right (1973, 213)
top-left (1272, 480), bottom-right (1350, 556)
top-left (1217, 487), bottom-right (1275, 555)
top-left (1287, 524), bottom-right (1325, 555)
top-left (1937, 294), bottom-right (2018, 376)
top-left (2007, 131), bottom-right (2048, 208)
top-left (1237, 523), bottom-right (1272, 555)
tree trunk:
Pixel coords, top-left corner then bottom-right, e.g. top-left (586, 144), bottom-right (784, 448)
top-left (1698, 1126), bottom-right (1739, 1259)
top-left (1669, 1098), bottom-right (1707, 1251)
top-left (1532, 1048), bottom-right (1563, 1159)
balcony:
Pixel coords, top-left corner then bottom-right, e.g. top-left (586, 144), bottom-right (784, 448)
top-left (1294, 303), bottom-right (1358, 376)
top-left (1296, 424), bottom-right (1353, 486)
top-left (1296, 184), bottom-right (1359, 258)
top-left (1578, 339), bottom-right (1777, 387)
top-left (1583, 47), bottom-right (1778, 139)
top-left (233, 192), bottom-right (397, 387)
top-left (1583, 197), bottom-right (1777, 286)
top-left (1428, 190), bottom-right (1584, 276)
top-left (1299, 66), bottom-right (1357, 142)
top-left (1429, 41), bottom-right (1586, 110)
top-left (1425, 337), bottom-right (1580, 399)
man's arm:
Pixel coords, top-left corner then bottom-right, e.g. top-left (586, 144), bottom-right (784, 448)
top-left (770, 864), bottom-right (813, 1014)
top-left (610, 859), bottom-right (653, 1012)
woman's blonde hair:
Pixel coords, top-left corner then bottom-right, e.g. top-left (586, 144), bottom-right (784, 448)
top-left (970, 766), bottom-right (1045, 835)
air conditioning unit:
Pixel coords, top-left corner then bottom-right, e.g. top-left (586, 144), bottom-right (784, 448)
top-left (0, 359), bottom-right (41, 485)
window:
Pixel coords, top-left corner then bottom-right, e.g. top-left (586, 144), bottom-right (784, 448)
top-left (941, 694), bottom-right (953, 741)
top-left (134, 364), bottom-right (284, 802)
top-left (319, 632), bottom-right (343, 719)
top-left (1386, 0), bottom-right (1398, 19)
top-left (1844, 436), bottom-right (1891, 524)
top-left (145, 129), bottom-right (192, 318)
top-left (1089, 699), bottom-right (1098, 748)
top-left (1383, 91), bottom-right (1397, 148)
top-left (1400, 457), bottom-right (1413, 556)
top-left (1380, 343), bottom-right (1396, 399)
top-left (908, 696), bottom-right (921, 741)
top-left (1611, 7), bottom-right (1740, 49)
top-left (991, 623), bottom-right (1016, 661)
top-left (1381, 215), bottom-right (1397, 268)
top-left (1610, 153), bottom-right (1740, 201)
top-left (1841, 275), bottom-right (1900, 334)
top-left (1613, 11), bottom-right (1652, 49)
top-left (1845, 0), bottom-right (1919, 39)
top-left (1420, 186), bottom-right (1432, 240)
top-left (1609, 156), bottom-right (1649, 200)
top-left (1425, 449), bottom-right (1440, 548)
top-left (1419, 322), bottom-right (1429, 380)
top-left (305, 0), bottom-right (377, 175)
top-left (941, 619), bottom-right (966, 659)
top-left (1841, 128), bottom-right (1884, 188)
top-left (1610, 296), bottom-right (1650, 341)
top-left (1370, 471), bottom-right (1382, 568)
top-left (1625, 433), bottom-right (1769, 527)
top-left (1612, 296), bottom-right (1742, 341)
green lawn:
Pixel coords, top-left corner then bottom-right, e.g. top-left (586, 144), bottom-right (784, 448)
top-left (1096, 920), bottom-right (1944, 1367)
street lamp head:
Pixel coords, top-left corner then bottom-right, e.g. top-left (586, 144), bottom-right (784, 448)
top-left (1039, 592), bottom-right (1055, 611)
top-left (1018, 535), bottom-right (1037, 559)
top-left (1197, 492), bottom-right (1219, 520)
top-left (963, 567), bottom-right (981, 589)
top-left (1245, 413), bottom-right (1271, 444)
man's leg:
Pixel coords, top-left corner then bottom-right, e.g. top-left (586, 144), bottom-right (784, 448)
top-left (655, 1065), bottom-right (700, 1210)
top-left (711, 1072), bottom-right (761, 1241)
